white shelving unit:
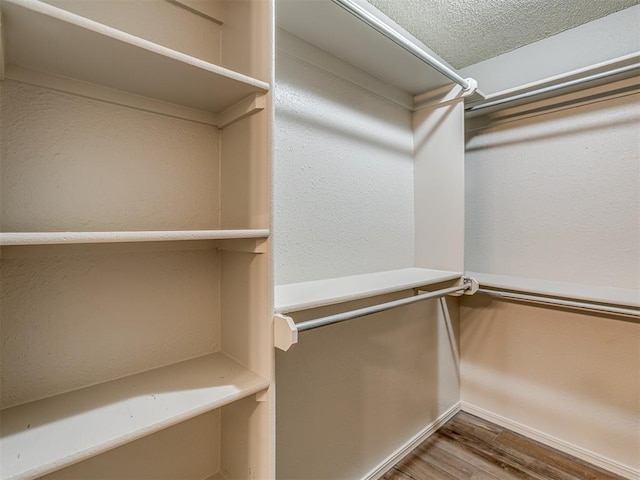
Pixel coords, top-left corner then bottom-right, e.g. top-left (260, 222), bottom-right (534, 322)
top-left (0, 0), bottom-right (268, 121)
top-left (1, 0), bottom-right (273, 478)
top-left (275, 268), bottom-right (463, 314)
top-left (1, 354), bottom-right (269, 480)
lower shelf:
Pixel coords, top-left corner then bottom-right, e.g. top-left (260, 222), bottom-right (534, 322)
top-left (0, 353), bottom-right (269, 480)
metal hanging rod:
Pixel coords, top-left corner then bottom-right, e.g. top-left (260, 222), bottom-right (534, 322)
top-left (467, 63), bottom-right (640, 112)
top-left (478, 288), bottom-right (640, 318)
top-left (274, 279), bottom-right (478, 350)
top-left (298, 282), bottom-right (470, 332)
top-left (331, 0), bottom-right (473, 91)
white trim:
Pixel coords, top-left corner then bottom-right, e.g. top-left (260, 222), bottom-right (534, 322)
top-left (362, 402), bottom-right (461, 480)
top-left (460, 402), bottom-right (640, 480)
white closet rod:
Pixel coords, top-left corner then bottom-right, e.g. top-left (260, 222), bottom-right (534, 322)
top-left (331, 0), bottom-right (472, 91)
top-left (467, 63), bottom-right (640, 112)
top-left (478, 288), bottom-right (640, 318)
top-left (297, 282), bottom-right (471, 333)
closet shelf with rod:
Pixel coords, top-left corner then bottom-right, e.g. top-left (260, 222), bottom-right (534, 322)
top-left (0, 0), bottom-right (269, 125)
top-left (274, 269), bottom-right (479, 351)
top-left (468, 272), bottom-right (640, 318)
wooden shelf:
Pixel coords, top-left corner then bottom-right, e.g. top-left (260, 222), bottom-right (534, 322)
top-left (0, 0), bottom-right (269, 115)
top-left (275, 268), bottom-right (463, 313)
top-left (277, 0), bottom-right (456, 95)
top-left (0, 229), bottom-right (270, 246)
top-left (0, 353), bottom-right (269, 480)
top-left (468, 271), bottom-right (640, 308)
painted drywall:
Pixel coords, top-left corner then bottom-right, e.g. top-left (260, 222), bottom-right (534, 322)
top-left (466, 94), bottom-right (640, 289)
top-left (460, 298), bottom-right (640, 473)
top-left (462, 36), bottom-right (640, 473)
top-left (277, 293), bottom-right (460, 480)
top-left (459, 5), bottom-right (640, 94)
top-left (273, 32), bottom-right (462, 479)
top-left (273, 32), bottom-right (414, 285)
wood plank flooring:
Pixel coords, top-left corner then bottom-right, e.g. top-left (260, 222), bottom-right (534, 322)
top-left (382, 412), bottom-right (627, 480)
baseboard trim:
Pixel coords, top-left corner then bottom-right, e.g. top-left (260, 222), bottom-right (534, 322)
top-left (460, 402), bottom-right (639, 480)
top-left (361, 402), bottom-right (461, 480)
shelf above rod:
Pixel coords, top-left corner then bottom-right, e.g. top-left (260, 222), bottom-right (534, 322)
top-left (477, 288), bottom-right (640, 318)
top-left (275, 278), bottom-right (479, 351)
top-left (331, 0), bottom-right (472, 91)
top-left (0, 230), bottom-right (270, 246)
top-left (467, 62), bottom-right (640, 112)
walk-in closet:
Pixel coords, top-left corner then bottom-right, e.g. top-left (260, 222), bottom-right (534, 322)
top-left (1, 0), bottom-right (638, 479)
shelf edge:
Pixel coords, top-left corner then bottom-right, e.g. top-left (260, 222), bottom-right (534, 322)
top-left (0, 230), bottom-right (270, 246)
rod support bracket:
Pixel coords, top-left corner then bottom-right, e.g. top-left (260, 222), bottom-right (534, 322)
top-left (274, 314), bottom-right (298, 351)
top-left (463, 277), bottom-right (479, 295)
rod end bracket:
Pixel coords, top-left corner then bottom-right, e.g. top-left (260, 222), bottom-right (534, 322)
top-left (463, 277), bottom-right (479, 295)
top-left (274, 314), bottom-right (298, 351)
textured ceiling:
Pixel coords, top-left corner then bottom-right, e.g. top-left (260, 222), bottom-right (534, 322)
top-left (366, 0), bottom-right (640, 68)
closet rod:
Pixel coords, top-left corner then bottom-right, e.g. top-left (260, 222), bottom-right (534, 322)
top-left (478, 288), bottom-right (640, 318)
top-left (467, 63), bottom-right (640, 112)
top-left (297, 282), bottom-right (471, 333)
top-left (331, 0), bottom-right (472, 91)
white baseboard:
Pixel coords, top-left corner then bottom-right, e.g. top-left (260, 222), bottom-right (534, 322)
top-left (460, 402), bottom-right (640, 480)
top-left (362, 402), bottom-right (462, 480)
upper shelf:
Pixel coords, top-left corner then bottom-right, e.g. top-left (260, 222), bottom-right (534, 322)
top-left (276, 0), bottom-right (461, 96)
top-left (0, 352), bottom-right (269, 480)
top-left (468, 271), bottom-right (640, 308)
top-left (0, 229), bottom-right (270, 246)
top-left (0, 0), bottom-right (269, 115)
top-left (275, 268), bottom-right (463, 313)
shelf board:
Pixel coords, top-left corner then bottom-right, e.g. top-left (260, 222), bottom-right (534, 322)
top-left (0, 229), bottom-right (270, 246)
top-left (275, 268), bottom-right (463, 314)
top-left (0, 0), bottom-right (269, 115)
top-left (0, 353), bottom-right (269, 480)
top-left (468, 271), bottom-right (640, 308)
top-left (277, 0), bottom-right (457, 95)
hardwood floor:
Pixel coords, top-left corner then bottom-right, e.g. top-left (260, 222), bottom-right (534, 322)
top-left (382, 412), bottom-right (627, 480)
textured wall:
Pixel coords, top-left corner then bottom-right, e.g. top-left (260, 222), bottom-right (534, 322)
top-left (465, 94), bottom-right (640, 288)
top-left (461, 298), bottom-right (640, 472)
top-left (0, 81), bottom-right (220, 232)
top-left (277, 294), bottom-right (460, 480)
top-left (273, 35), bottom-right (414, 285)
top-left (462, 27), bottom-right (640, 473)
top-left (273, 33), bottom-right (461, 479)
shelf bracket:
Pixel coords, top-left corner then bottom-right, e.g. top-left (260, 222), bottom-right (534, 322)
top-left (443, 276), bottom-right (479, 297)
top-left (218, 93), bottom-right (266, 129)
top-left (274, 314), bottom-right (298, 351)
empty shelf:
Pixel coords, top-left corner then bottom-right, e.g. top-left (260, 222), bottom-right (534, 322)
top-left (0, 353), bottom-right (269, 480)
top-left (0, 0), bottom-right (269, 114)
top-left (0, 230), bottom-right (270, 246)
top-left (275, 268), bottom-right (463, 313)
top-left (468, 271), bottom-right (640, 308)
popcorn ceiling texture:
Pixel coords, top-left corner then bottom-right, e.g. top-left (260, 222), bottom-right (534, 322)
top-left (367, 0), bottom-right (640, 68)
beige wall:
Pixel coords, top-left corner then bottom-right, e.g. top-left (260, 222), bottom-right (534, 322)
top-left (462, 69), bottom-right (639, 475)
top-left (460, 298), bottom-right (639, 472)
top-left (277, 293), bottom-right (460, 480)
